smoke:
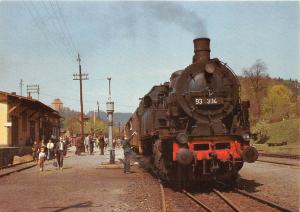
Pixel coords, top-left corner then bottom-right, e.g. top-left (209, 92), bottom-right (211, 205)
top-left (118, 150), bottom-right (152, 170)
top-left (144, 2), bottom-right (207, 37)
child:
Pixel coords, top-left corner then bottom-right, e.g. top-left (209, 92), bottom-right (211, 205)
top-left (38, 147), bottom-right (47, 172)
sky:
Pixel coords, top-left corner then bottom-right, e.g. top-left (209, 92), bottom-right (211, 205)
top-left (0, 1), bottom-right (299, 113)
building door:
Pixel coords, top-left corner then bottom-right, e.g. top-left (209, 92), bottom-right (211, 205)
top-left (11, 116), bottom-right (18, 146)
top-left (30, 121), bottom-right (35, 144)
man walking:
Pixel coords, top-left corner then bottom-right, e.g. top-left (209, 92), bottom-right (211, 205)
top-left (98, 131), bottom-right (105, 155)
top-left (121, 131), bottom-right (137, 174)
top-left (55, 137), bottom-right (66, 170)
top-left (89, 135), bottom-right (94, 155)
top-left (75, 135), bottom-right (83, 155)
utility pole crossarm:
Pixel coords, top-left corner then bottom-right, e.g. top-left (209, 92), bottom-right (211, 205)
top-left (73, 53), bottom-right (88, 140)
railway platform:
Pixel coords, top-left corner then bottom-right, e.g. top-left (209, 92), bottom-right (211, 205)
top-left (0, 146), bottom-right (161, 212)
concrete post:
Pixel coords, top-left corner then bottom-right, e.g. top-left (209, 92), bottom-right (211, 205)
top-left (106, 77), bottom-right (115, 164)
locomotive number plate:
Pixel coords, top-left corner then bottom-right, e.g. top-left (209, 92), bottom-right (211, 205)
top-left (195, 97), bottom-right (223, 105)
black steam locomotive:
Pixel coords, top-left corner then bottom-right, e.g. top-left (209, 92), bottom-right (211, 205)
top-left (125, 38), bottom-right (258, 189)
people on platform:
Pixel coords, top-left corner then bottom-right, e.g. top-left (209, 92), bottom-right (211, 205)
top-left (84, 135), bottom-right (90, 153)
top-left (38, 147), bottom-right (47, 172)
top-left (98, 131), bottom-right (105, 155)
top-left (55, 137), bottom-right (66, 170)
top-left (75, 136), bottom-right (83, 155)
top-left (46, 139), bottom-right (55, 160)
top-left (89, 135), bottom-right (94, 155)
top-left (121, 131), bottom-right (137, 174)
top-left (32, 141), bottom-right (39, 163)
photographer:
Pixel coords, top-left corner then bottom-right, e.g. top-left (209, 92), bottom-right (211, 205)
top-left (121, 131), bottom-right (137, 174)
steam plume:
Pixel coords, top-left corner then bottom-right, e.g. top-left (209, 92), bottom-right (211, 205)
top-left (145, 2), bottom-right (207, 37)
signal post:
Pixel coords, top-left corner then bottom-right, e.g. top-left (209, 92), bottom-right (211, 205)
top-left (106, 77), bottom-right (115, 164)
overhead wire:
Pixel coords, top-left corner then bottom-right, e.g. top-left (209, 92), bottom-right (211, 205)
top-left (52, 0), bottom-right (78, 54)
top-left (42, 0), bottom-right (77, 59)
top-left (40, 0), bottom-right (74, 60)
top-left (22, 0), bottom-right (76, 65)
top-left (20, 2), bottom-right (138, 112)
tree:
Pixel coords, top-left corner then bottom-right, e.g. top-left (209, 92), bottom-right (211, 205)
top-left (262, 84), bottom-right (294, 121)
top-left (64, 115), bottom-right (81, 135)
top-left (243, 59), bottom-right (268, 120)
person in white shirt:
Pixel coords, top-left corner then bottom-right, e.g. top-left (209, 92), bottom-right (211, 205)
top-left (38, 147), bottom-right (47, 172)
top-left (84, 135), bottom-right (90, 153)
top-left (46, 139), bottom-right (54, 160)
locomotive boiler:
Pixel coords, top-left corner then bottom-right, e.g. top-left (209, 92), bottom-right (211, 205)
top-left (125, 38), bottom-right (258, 189)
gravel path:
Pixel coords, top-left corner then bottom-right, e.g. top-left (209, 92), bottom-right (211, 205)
top-left (238, 161), bottom-right (300, 210)
top-left (0, 146), bottom-right (162, 212)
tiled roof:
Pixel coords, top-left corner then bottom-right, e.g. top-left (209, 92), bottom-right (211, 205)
top-left (0, 91), bottom-right (61, 118)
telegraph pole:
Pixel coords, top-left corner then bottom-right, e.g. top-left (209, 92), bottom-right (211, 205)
top-left (106, 77), bottom-right (115, 164)
top-left (118, 122), bottom-right (121, 138)
top-left (26, 84), bottom-right (39, 100)
top-left (19, 79), bottom-right (24, 96)
top-left (73, 53), bottom-right (88, 139)
top-left (97, 101), bottom-right (100, 120)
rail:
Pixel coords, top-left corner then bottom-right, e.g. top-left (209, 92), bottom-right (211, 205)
top-left (0, 161), bottom-right (36, 178)
top-left (234, 188), bottom-right (295, 212)
top-left (182, 190), bottom-right (214, 212)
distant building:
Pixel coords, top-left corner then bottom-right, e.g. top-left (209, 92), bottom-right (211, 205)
top-left (0, 91), bottom-right (61, 147)
top-left (51, 98), bottom-right (63, 113)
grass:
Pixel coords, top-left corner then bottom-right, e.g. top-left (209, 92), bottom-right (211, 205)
top-left (252, 118), bottom-right (300, 155)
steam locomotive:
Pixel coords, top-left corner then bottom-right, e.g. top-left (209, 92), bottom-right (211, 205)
top-left (125, 38), bottom-right (258, 189)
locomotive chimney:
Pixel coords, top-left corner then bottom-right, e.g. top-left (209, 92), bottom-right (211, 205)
top-left (193, 38), bottom-right (210, 63)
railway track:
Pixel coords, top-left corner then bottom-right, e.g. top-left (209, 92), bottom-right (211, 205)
top-left (160, 182), bottom-right (295, 212)
top-left (256, 159), bottom-right (300, 167)
top-left (258, 153), bottom-right (300, 160)
top-left (257, 153), bottom-right (300, 167)
top-left (0, 160), bottom-right (36, 178)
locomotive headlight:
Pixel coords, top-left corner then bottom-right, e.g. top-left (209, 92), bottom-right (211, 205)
top-left (242, 133), bottom-right (250, 141)
top-left (176, 133), bottom-right (188, 144)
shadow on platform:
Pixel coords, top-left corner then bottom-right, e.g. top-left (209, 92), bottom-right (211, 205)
top-left (236, 178), bottom-right (264, 193)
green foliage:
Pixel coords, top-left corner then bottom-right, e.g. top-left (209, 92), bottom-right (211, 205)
top-left (253, 118), bottom-right (300, 155)
top-left (240, 65), bottom-right (299, 124)
top-left (84, 119), bottom-right (122, 137)
top-left (252, 121), bottom-right (269, 144)
top-left (264, 118), bottom-right (300, 145)
top-left (262, 84), bottom-right (294, 120)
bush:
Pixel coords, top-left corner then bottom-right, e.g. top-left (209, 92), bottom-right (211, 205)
top-left (252, 121), bottom-right (269, 144)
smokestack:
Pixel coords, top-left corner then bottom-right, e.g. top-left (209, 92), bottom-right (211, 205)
top-left (193, 38), bottom-right (210, 63)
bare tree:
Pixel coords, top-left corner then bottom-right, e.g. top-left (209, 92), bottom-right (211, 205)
top-left (243, 59), bottom-right (268, 119)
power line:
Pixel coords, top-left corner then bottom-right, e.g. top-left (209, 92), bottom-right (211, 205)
top-left (52, 0), bottom-right (78, 53)
top-left (40, 0), bottom-right (75, 60)
top-left (43, 0), bottom-right (77, 58)
top-left (22, 1), bottom-right (74, 65)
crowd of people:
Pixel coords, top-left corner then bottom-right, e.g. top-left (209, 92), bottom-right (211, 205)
top-left (32, 130), bottom-right (138, 174)
top-left (32, 137), bottom-right (68, 172)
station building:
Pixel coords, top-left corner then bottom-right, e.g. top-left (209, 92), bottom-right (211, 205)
top-left (0, 91), bottom-right (61, 147)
